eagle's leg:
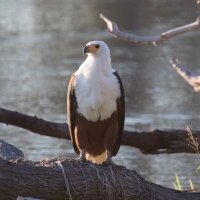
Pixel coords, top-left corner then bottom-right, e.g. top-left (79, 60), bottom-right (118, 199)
top-left (74, 125), bottom-right (88, 163)
top-left (103, 120), bottom-right (118, 165)
top-left (104, 150), bottom-right (126, 170)
top-left (105, 150), bottom-right (113, 165)
top-left (78, 149), bottom-right (87, 162)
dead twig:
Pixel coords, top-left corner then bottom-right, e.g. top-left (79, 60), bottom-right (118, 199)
top-left (170, 59), bottom-right (200, 92)
top-left (100, 13), bottom-right (200, 46)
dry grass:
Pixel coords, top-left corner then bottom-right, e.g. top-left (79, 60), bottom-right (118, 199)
top-left (173, 126), bottom-right (199, 192)
top-left (186, 125), bottom-right (200, 172)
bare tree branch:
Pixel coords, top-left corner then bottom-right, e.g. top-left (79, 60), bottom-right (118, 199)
top-left (100, 13), bottom-right (200, 46)
top-left (0, 107), bottom-right (70, 140)
top-left (1, 107), bottom-right (200, 154)
top-left (170, 59), bottom-right (200, 92)
top-left (1, 140), bottom-right (200, 200)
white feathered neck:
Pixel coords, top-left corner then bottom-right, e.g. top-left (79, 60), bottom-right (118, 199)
top-left (74, 43), bottom-right (120, 121)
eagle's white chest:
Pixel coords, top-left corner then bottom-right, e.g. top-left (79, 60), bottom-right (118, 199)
top-left (74, 64), bottom-right (120, 121)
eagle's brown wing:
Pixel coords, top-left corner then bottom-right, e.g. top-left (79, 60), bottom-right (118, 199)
top-left (67, 74), bottom-right (80, 155)
top-left (112, 71), bottom-right (125, 156)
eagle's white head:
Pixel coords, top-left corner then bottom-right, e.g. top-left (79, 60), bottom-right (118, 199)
top-left (83, 41), bottom-right (111, 60)
top-left (76, 41), bottom-right (112, 77)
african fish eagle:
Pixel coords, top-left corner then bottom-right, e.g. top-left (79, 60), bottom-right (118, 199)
top-left (67, 41), bottom-right (125, 164)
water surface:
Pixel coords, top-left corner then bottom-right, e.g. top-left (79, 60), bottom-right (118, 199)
top-left (0, 0), bottom-right (200, 190)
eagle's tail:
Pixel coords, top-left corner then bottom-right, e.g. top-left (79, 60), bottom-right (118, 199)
top-left (86, 152), bottom-right (106, 164)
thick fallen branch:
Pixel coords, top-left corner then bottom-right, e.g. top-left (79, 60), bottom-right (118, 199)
top-left (100, 14), bottom-right (200, 46)
top-left (1, 140), bottom-right (200, 200)
top-left (170, 59), bottom-right (200, 92)
top-left (0, 107), bottom-right (200, 154)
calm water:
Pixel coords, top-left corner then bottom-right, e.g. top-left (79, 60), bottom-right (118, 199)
top-left (0, 0), bottom-right (200, 190)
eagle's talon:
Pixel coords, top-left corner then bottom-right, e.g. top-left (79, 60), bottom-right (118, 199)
top-left (115, 164), bottom-right (126, 170)
top-left (102, 161), bottom-right (109, 167)
top-left (76, 160), bottom-right (86, 165)
top-left (102, 161), bottom-right (126, 170)
top-left (76, 156), bottom-right (87, 164)
top-left (76, 149), bottom-right (87, 164)
top-left (102, 159), bottom-right (114, 166)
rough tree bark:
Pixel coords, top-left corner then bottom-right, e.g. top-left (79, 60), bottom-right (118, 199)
top-left (100, 14), bottom-right (200, 46)
top-left (170, 59), bottom-right (200, 92)
top-left (0, 107), bottom-right (199, 154)
top-left (0, 139), bottom-right (200, 200)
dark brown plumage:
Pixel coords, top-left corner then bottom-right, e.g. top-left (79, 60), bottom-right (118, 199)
top-left (67, 71), bottom-right (125, 164)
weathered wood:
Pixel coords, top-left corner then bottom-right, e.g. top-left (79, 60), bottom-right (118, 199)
top-left (0, 140), bottom-right (200, 200)
top-left (170, 59), bottom-right (200, 92)
top-left (0, 139), bottom-right (24, 160)
top-left (100, 14), bottom-right (200, 46)
top-left (17, 197), bottom-right (43, 200)
top-left (0, 107), bottom-right (199, 154)
top-left (122, 129), bottom-right (200, 154)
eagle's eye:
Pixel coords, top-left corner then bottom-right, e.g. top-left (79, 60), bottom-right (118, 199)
top-left (95, 44), bottom-right (100, 49)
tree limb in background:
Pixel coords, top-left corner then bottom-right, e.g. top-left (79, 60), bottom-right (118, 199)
top-left (100, 14), bottom-right (200, 46)
top-left (1, 140), bottom-right (200, 200)
top-left (170, 59), bottom-right (200, 92)
top-left (0, 107), bottom-right (70, 140)
top-left (1, 107), bottom-right (200, 154)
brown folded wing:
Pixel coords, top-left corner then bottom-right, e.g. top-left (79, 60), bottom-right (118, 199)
top-left (67, 74), bottom-right (80, 155)
top-left (111, 71), bottom-right (125, 156)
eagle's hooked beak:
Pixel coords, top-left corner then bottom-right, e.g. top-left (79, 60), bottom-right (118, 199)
top-left (83, 46), bottom-right (89, 56)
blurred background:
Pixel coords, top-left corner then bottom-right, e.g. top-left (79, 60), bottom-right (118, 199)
top-left (0, 0), bottom-right (200, 189)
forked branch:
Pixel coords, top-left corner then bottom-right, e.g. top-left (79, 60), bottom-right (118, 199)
top-left (100, 13), bottom-right (200, 46)
top-left (170, 59), bottom-right (200, 92)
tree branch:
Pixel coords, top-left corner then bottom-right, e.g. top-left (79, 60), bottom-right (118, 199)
top-left (100, 14), bottom-right (200, 46)
top-left (1, 107), bottom-right (200, 154)
top-left (0, 107), bottom-right (70, 140)
top-left (170, 59), bottom-right (200, 92)
top-left (1, 140), bottom-right (200, 200)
